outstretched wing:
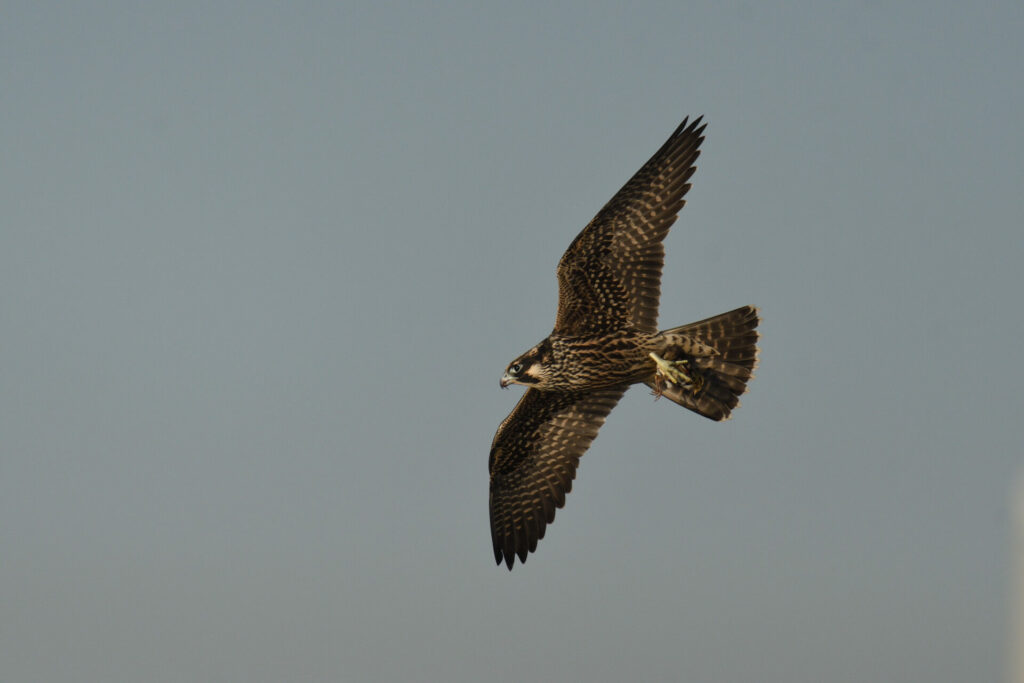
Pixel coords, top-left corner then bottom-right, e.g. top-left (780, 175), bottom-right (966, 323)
top-left (554, 117), bottom-right (706, 335)
top-left (488, 385), bottom-right (627, 569)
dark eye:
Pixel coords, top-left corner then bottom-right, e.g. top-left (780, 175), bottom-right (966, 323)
top-left (510, 362), bottom-right (523, 375)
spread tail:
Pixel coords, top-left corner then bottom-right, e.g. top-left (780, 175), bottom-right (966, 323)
top-left (646, 306), bottom-right (760, 421)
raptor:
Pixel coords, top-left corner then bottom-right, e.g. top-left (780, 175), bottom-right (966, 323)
top-left (489, 117), bottom-right (760, 569)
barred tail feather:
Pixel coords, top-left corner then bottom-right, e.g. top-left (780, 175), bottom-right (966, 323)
top-left (646, 306), bottom-right (760, 421)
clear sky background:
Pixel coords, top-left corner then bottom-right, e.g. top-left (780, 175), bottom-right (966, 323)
top-left (3, 2), bottom-right (1022, 681)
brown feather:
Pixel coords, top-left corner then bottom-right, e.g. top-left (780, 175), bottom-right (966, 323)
top-left (554, 117), bottom-right (706, 335)
top-left (489, 386), bottom-right (627, 569)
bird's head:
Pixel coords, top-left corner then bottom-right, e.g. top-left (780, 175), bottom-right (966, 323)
top-left (500, 339), bottom-right (552, 389)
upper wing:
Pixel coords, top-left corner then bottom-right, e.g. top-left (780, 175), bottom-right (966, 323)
top-left (488, 385), bottom-right (627, 569)
top-left (554, 117), bottom-right (706, 335)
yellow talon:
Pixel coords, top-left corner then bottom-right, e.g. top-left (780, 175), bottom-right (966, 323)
top-left (649, 352), bottom-right (693, 383)
top-left (649, 352), bottom-right (703, 395)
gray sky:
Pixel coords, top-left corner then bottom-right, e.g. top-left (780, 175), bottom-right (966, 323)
top-left (3, 2), bottom-right (1022, 681)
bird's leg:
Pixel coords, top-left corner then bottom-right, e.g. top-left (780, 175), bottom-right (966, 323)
top-left (649, 352), bottom-right (704, 394)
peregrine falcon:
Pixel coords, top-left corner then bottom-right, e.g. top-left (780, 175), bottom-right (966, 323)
top-left (489, 117), bottom-right (760, 569)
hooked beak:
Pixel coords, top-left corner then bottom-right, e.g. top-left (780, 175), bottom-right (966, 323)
top-left (500, 374), bottom-right (513, 389)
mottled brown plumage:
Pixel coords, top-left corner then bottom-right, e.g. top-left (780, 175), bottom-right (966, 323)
top-left (489, 117), bottom-right (760, 569)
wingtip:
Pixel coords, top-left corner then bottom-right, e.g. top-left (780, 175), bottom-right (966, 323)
top-left (493, 544), bottom-right (529, 570)
top-left (494, 542), bottom-right (516, 570)
top-left (495, 550), bottom-right (515, 570)
top-left (674, 114), bottom-right (706, 135)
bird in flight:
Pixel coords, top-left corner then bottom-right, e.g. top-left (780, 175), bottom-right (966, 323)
top-left (489, 116), bottom-right (760, 569)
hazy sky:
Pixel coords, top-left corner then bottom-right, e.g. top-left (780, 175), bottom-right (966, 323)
top-left (3, 2), bottom-right (1022, 681)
